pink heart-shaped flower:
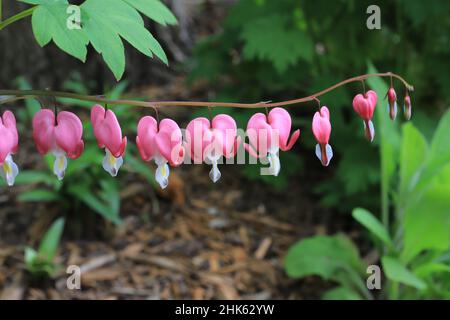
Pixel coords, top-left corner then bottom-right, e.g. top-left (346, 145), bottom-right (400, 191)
top-left (0, 111), bottom-right (18, 165)
top-left (245, 107), bottom-right (300, 158)
top-left (91, 105), bottom-right (127, 157)
top-left (33, 109), bottom-right (84, 159)
top-left (312, 106), bottom-right (331, 145)
top-left (352, 90), bottom-right (377, 121)
top-left (136, 116), bottom-right (185, 166)
top-left (185, 115), bottom-right (240, 163)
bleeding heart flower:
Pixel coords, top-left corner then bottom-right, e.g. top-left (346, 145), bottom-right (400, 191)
top-left (136, 116), bottom-right (185, 189)
top-left (403, 94), bottom-right (412, 120)
top-left (352, 90), bottom-right (378, 142)
top-left (312, 106), bottom-right (333, 166)
top-left (387, 87), bottom-right (397, 120)
top-left (33, 109), bottom-right (84, 180)
top-left (185, 114), bottom-right (241, 182)
top-left (0, 111), bottom-right (19, 186)
top-left (245, 107), bottom-right (300, 176)
top-left (91, 105), bottom-right (127, 177)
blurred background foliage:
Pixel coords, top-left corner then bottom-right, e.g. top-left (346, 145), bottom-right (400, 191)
top-left (0, 0), bottom-right (449, 299)
top-left (187, 0), bottom-right (450, 212)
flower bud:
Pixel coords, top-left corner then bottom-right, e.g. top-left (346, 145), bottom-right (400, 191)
top-left (387, 87), bottom-right (397, 120)
top-left (403, 94), bottom-right (412, 120)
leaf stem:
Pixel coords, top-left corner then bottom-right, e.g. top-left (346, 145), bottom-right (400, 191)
top-left (0, 7), bottom-right (35, 31)
top-left (0, 72), bottom-right (413, 109)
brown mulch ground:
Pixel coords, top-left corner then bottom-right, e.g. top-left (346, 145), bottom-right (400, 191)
top-left (0, 159), bottom-right (342, 299)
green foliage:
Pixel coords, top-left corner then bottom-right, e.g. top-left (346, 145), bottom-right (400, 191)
top-left (29, 0), bottom-right (88, 60)
top-left (398, 123), bottom-right (427, 197)
top-left (241, 151), bottom-right (302, 190)
top-left (352, 208), bottom-right (392, 248)
top-left (285, 234), bottom-right (369, 299)
top-left (17, 145), bottom-right (123, 225)
top-left (240, 14), bottom-right (313, 73)
top-left (19, 0), bottom-right (176, 80)
top-left (381, 256), bottom-right (426, 291)
top-left (322, 286), bottom-right (362, 300)
top-left (285, 234), bottom-right (365, 279)
top-left (68, 178), bottom-right (121, 225)
top-left (25, 217), bottom-right (65, 276)
top-left (286, 107), bottom-right (450, 299)
top-left (188, 0), bottom-right (447, 211)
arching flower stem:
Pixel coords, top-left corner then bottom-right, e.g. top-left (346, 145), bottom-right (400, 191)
top-left (0, 72), bottom-right (413, 110)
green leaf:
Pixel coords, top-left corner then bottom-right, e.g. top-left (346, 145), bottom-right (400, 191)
top-left (381, 256), bottom-right (427, 290)
top-left (285, 234), bottom-right (366, 280)
top-left (79, 0), bottom-right (168, 79)
top-left (428, 108), bottom-right (450, 170)
top-left (322, 286), bottom-right (362, 300)
top-left (81, 7), bottom-right (125, 80)
top-left (124, 153), bottom-right (157, 187)
top-left (24, 247), bottom-right (38, 266)
top-left (38, 217), bottom-right (65, 262)
top-left (399, 123), bottom-right (428, 195)
top-left (240, 14), bottom-right (313, 73)
top-left (25, 0), bottom-right (172, 79)
top-left (414, 263), bottom-right (450, 278)
top-left (352, 208), bottom-right (393, 247)
top-left (31, 1), bottom-right (88, 61)
top-left (65, 146), bottom-right (102, 175)
top-left (402, 163), bottom-right (450, 262)
top-left (82, 0), bottom-right (167, 63)
top-left (418, 109), bottom-right (450, 189)
top-left (68, 183), bottom-right (121, 224)
top-left (124, 0), bottom-right (177, 26)
top-left (18, 189), bottom-right (60, 202)
top-left (14, 170), bottom-right (55, 186)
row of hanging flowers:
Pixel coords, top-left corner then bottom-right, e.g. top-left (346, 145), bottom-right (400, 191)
top-left (0, 85), bottom-right (411, 189)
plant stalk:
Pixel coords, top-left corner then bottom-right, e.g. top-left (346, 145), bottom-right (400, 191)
top-left (0, 7), bottom-right (35, 31)
top-left (0, 73), bottom-right (413, 109)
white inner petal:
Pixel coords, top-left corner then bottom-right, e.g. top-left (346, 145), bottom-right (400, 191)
top-left (268, 145), bottom-right (279, 156)
top-left (268, 151), bottom-right (280, 176)
top-left (155, 156), bottom-right (169, 189)
top-left (206, 148), bottom-right (223, 182)
top-left (394, 101), bottom-right (398, 119)
top-left (315, 144), bottom-right (322, 162)
top-left (325, 144), bottom-right (333, 166)
top-left (1, 154), bottom-right (19, 187)
top-left (52, 149), bottom-right (67, 181)
top-left (315, 144), bottom-right (333, 166)
top-left (208, 158), bottom-right (221, 183)
top-left (363, 120), bottom-right (375, 142)
top-left (404, 103), bottom-right (412, 120)
top-left (387, 101), bottom-right (398, 120)
top-left (102, 148), bottom-right (123, 177)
